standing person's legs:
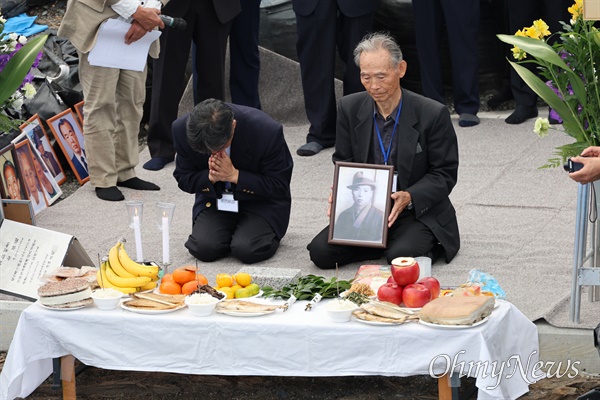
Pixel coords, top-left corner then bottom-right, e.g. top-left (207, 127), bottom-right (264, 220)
top-left (411, 0), bottom-right (445, 105)
top-left (337, 12), bottom-right (374, 95)
top-left (295, 0), bottom-right (338, 155)
top-left (230, 212), bottom-right (280, 264)
top-left (113, 68), bottom-right (146, 183)
top-left (146, 12), bottom-right (193, 169)
top-left (191, 0), bottom-right (232, 104)
top-left (442, 0), bottom-right (480, 126)
top-left (307, 226), bottom-right (384, 269)
top-left (78, 53), bottom-right (119, 189)
top-left (229, 0), bottom-right (262, 109)
top-left (186, 208), bottom-right (239, 262)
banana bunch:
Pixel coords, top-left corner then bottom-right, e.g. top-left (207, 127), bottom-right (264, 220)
top-left (96, 240), bottom-right (160, 294)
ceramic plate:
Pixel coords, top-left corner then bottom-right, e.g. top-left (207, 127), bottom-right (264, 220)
top-left (248, 290), bottom-right (264, 299)
top-left (38, 301), bottom-right (90, 311)
top-left (120, 300), bottom-right (186, 314)
top-left (354, 317), bottom-right (404, 326)
top-left (216, 309), bottom-right (275, 317)
top-left (418, 316), bottom-right (489, 329)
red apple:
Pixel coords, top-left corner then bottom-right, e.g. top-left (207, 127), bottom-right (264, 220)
top-left (387, 276), bottom-right (396, 284)
top-left (417, 277), bottom-right (441, 299)
top-left (390, 257), bottom-right (420, 286)
top-left (402, 283), bottom-right (431, 308)
top-left (377, 283), bottom-right (403, 306)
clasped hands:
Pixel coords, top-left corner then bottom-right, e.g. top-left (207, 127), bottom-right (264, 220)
top-left (209, 151), bottom-right (239, 185)
top-left (326, 186), bottom-right (411, 228)
top-left (125, 6), bottom-right (165, 45)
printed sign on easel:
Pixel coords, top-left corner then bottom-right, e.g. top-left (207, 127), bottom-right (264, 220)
top-left (0, 219), bottom-right (94, 301)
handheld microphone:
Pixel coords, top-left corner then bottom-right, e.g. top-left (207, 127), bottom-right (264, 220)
top-left (159, 15), bottom-right (187, 30)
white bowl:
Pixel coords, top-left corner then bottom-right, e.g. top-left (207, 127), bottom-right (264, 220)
top-left (326, 299), bottom-right (359, 323)
top-left (90, 289), bottom-right (122, 310)
top-left (185, 294), bottom-right (220, 317)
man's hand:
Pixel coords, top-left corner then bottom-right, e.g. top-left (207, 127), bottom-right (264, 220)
top-left (326, 185), bottom-right (333, 218)
top-left (580, 146), bottom-right (600, 158)
top-left (124, 21), bottom-right (148, 44)
top-left (209, 151), bottom-right (239, 184)
top-left (388, 191), bottom-right (411, 227)
top-left (570, 155), bottom-right (600, 184)
top-left (131, 6), bottom-right (164, 31)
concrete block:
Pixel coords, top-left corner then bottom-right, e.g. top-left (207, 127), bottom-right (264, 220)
top-left (1, 300), bottom-right (32, 351)
top-left (235, 267), bottom-right (301, 290)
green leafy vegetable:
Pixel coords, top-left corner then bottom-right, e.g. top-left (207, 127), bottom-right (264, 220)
top-left (262, 274), bottom-right (352, 301)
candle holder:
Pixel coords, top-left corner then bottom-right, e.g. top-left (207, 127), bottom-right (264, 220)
top-left (156, 202), bottom-right (175, 272)
top-left (125, 201), bottom-right (144, 262)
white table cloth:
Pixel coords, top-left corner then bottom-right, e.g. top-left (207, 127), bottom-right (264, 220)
top-left (1, 299), bottom-right (539, 400)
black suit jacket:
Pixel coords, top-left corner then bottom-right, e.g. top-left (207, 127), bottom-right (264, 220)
top-left (172, 104), bottom-right (294, 240)
top-left (163, 0), bottom-right (240, 23)
top-left (334, 90), bottom-right (460, 262)
top-left (292, 0), bottom-right (378, 17)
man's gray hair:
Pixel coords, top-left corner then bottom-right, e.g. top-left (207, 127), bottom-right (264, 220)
top-left (186, 98), bottom-right (234, 154)
top-left (353, 32), bottom-right (403, 67)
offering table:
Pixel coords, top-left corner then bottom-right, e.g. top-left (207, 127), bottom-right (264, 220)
top-left (0, 299), bottom-right (539, 400)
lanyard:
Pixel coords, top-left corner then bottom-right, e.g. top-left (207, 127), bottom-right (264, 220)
top-left (373, 100), bottom-right (402, 165)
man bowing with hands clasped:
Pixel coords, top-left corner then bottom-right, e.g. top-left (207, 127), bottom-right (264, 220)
top-left (307, 32), bottom-right (460, 269)
top-left (173, 99), bottom-right (293, 264)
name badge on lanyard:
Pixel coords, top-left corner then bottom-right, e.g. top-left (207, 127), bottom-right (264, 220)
top-left (374, 100), bottom-right (402, 193)
top-left (218, 193), bottom-right (239, 212)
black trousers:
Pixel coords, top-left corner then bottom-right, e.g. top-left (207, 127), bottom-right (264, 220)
top-left (186, 207), bottom-right (280, 264)
top-left (295, 0), bottom-right (373, 147)
top-left (307, 211), bottom-right (438, 269)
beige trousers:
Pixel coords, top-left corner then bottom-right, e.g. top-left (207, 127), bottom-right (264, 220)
top-left (78, 52), bottom-right (146, 188)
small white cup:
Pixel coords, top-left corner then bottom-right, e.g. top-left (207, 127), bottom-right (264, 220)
top-left (415, 256), bottom-right (432, 280)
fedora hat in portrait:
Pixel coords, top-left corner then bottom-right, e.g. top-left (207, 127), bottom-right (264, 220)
top-left (347, 171), bottom-right (376, 190)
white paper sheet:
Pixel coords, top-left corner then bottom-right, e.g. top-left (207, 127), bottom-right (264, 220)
top-left (88, 19), bottom-right (161, 72)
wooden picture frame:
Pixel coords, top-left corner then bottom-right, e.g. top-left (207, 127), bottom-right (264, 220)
top-left (14, 140), bottom-right (48, 215)
top-left (47, 109), bottom-right (89, 185)
top-left (20, 114), bottom-right (66, 185)
top-left (328, 162), bottom-right (394, 248)
top-left (74, 100), bottom-right (85, 125)
top-left (0, 144), bottom-right (27, 201)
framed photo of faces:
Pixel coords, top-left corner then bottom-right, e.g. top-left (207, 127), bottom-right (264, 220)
top-left (74, 100), bottom-right (85, 126)
top-left (20, 114), bottom-right (66, 185)
top-left (14, 140), bottom-right (48, 215)
top-left (328, 162), bottom-right (394, 248)
top-left (0, 144), bottom-right (27, 201)
top-left (47, 109), bottom-right (89, 185)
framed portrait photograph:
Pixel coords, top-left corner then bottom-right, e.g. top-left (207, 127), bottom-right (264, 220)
top-left (47, 109), bottom-right (90, 185)
top-left (74, 100), bottom-right (85, 125)
top-left (0, 144), bottom-right (27, 201)
top-left (14, 140), bottom-right (48, 215)
top-left (328, 162), bottom-right (394, 248)
top-left (20, 114), bottom-right (66, 184)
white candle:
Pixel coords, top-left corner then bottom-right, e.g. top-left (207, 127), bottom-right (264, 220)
top-left (162, 212), bottom-right (169, 265)
top-left (133, 211), bottom-right (143, 262)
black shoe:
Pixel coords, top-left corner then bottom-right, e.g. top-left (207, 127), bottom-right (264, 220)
top-left (458, 113), bottom-right (480, 127)
top-left (142, 156), bottom-right (174, 171)
top-left (95, 186), bottom-right (124, 201)
top-left (117, 177), bottom-right (160, 191)
top-left (297, 142), bottom-right (323, 156)
top-left (505, 105), bottom-right (538, 124)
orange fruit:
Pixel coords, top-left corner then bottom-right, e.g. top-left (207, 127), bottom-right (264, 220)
top-left (182, 280), bottom-right (200, 295)
top-left (159, 280), bottom-right (181, 295)
top-left (216, 273), bottom-right (234, 287)
top-left (235, 272), bottom-right (252, 287)
top-left (173, 268), bottom-right (196, 284)
top-left (161, 273), bottom-right (174, 283)
top-left (195, 274), bottom-right (208, 286)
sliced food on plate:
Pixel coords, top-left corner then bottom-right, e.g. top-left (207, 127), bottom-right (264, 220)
top-left (216, 299), bottom-right (284, 314)
top-left (123, 292), bottom-right (186, 311)
top-left (38, 277), bottom-right (94, 309)
top-left (418, 295), bottom-right (495, 327)
top-left (353, 301), bottom-right (419, 324)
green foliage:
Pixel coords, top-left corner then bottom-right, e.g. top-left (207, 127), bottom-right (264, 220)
top-left (262, 274), bottom-right (353, 301)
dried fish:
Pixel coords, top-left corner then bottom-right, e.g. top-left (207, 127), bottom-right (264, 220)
top-left (216, 300), bottom-right (283, 313)
top-left (353, 310), bottom-right (418, 324)
top-left (360, 302), bottom-right (412, 319)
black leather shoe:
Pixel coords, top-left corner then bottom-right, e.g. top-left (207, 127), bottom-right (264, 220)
top-left (95, 187), bottom-right (124, 201)
top-left (505, 106), bottom-right (538, 124)
top-left (117, 177), bottom-right (160, 191)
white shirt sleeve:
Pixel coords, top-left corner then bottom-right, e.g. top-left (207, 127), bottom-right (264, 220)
top-left (111, 0), bottom-right (162, 21)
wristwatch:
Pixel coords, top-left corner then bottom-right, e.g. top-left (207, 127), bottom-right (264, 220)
top-left (407, 200), bottom-right (413, 210)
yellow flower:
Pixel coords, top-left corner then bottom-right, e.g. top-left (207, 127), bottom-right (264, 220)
top-left (511, 46), bottom-right (527, 60)
top-left (525, 26), bottom-right (539, 39)
top-left (532, 19), bottom-right (551, 38)
top-left (533, 117), bottom-right (550, 137)
top-left (568, 0), bottom-right (583, 21)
